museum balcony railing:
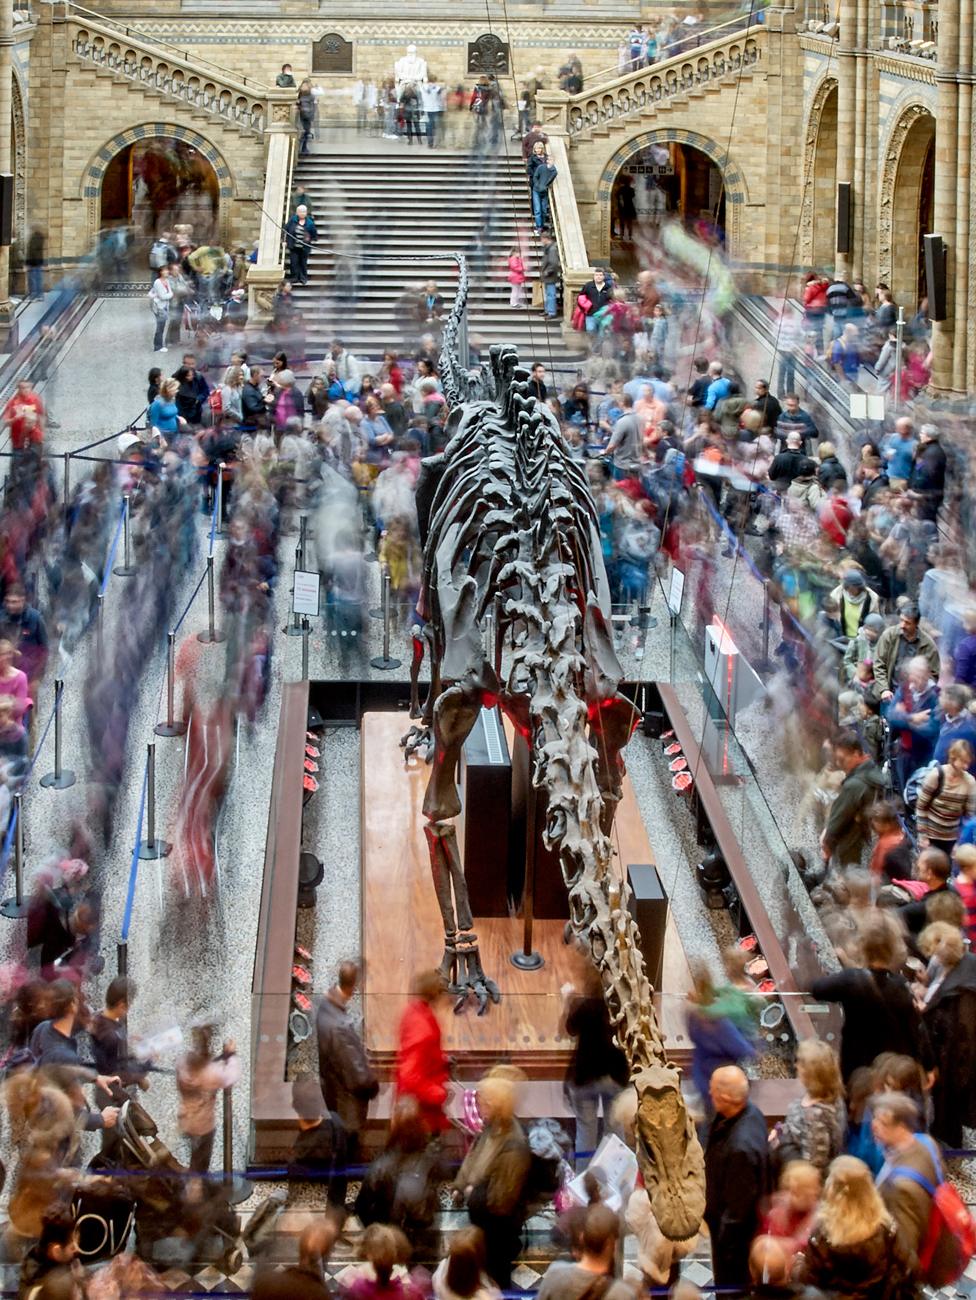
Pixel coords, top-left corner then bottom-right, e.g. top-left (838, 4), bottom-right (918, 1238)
top-left (538, 11), bottom-right (767, 141)
top-left (63, 0), bottom-right (273, 134)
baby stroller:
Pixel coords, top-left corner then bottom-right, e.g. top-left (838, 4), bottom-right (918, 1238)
top-left (72, 1100), bottom-right (285, 1274)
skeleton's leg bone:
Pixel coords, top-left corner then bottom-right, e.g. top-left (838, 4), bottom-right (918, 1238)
top-left (422, 684), bottom-right (483, 822)
top-left (409, 626), bottom-right (426, 719)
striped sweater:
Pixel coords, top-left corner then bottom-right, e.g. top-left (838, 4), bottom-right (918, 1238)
top-left (916, 764), bottom-right (976, 841)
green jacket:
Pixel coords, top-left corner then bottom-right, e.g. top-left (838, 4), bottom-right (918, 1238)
top-left (823, 758), bottom-right (887, 865)
top-left (872, 625), bottom-right (940, 694)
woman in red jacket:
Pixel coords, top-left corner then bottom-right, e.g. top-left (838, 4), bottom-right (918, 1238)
top-left (802, 273), bottom-right (829, 358)
top-left (394, 969), bottom-right (450, 1134)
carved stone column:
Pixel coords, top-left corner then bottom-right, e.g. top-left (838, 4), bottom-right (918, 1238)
top-left (835, 0), bottom-right (858, 277)
top-left (952, 0), bottom-right (973, 391)
top-left (0, 0), bottom-right (14, 328)
top-left (931, 0), bottom-right (960, 391)
top-left (761, 5), bottom-right (802, 284)
top-left (247, 89), bottom-right (297, 331)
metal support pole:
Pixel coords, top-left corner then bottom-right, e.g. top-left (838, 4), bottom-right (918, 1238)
top-left (370, 566), bottom-right (402, 670)
top-left (298, 512), bottom-right (308, 572)
top-left (511, 777), bottom-right (543, 970)
top-left (458, 303), bottom-right (471, 372)
top-left (40, 679), bottom-right (76, 789)
top-left (96, 592), bottom-right (105, 660)
top-left (285, 546), bottom-right (303, 636)
top-left (197, 556), bottom-right (226, 644)
top-left (139, 742), bottom-right (171, 860)
top-left (370, 560), bottom-right (385, 619)
top-left (113, 493), bottom-right (136, 577)
top-left (155, 631), bottom-right (187, 737)
top-left (62, 451), bottom-right (70, 510)
top-left (893, 306), bottom-right (905, 408)
top-left (0, 793), bottom-right (26, 918)
top-left (669, 610), bottom-right (676, 684)
top-left (117, 942), bottom-right (128, 976)
top-left (215, 464), bottom-right (225, 536)
top-left (221, 1085), bottom-right (252, 1204)
top-left (493, 593), bottom-right (504, 676)
top-left (301, 616), bottom-right (310, 680)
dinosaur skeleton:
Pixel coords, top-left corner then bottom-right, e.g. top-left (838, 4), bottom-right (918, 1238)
top-left (402, 256), bottom-right (705, 1241)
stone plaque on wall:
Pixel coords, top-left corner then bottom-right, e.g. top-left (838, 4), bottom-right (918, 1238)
top-left (466, 33), bottom-right (510, 77)
top-left (312, 32), bottom-right (353, 74)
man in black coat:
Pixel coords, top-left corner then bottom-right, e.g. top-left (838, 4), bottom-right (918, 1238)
top-left (705, 1066), bottom-right (769, 1291)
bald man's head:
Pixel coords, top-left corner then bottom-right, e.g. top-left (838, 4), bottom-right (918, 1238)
top-left (709, 1065), bottom-right (750, 1117)
top-left (750, 1236), bottom-right (789, 1286)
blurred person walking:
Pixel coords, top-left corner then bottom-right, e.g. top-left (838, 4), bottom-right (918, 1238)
top-left (394, 968), bottom-right (450, 1135)
top-left (176, 1025), bottom-right (240, 1172)
top-left (704, 1065), bottom-right (769, 1290)
top-left (316, 961), bottom-right (379, 1171)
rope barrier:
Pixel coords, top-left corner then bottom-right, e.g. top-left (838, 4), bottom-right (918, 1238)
top-left (71, 413), bottom-right (147, 456)
top-left (99, 500), bottom-right (127, 597)
top-left (21, 705), bottom-right (56, 784)
top-left (173, 568), bottom-right (208, 635)
top-left (120, 758), bottom-right (150, 945)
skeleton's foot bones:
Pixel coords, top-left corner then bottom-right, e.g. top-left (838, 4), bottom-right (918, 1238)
top-left (400, 724), bottom-right (433, 762)
top-left (440, 930), bottom-right (500, 1016)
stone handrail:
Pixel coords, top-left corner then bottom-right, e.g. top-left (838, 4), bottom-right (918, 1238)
top-left (66, 5), bottom-right (271, 134)
top-left (535, 125), bottom-right (594, 330)
top-left (247, 97), bottom-right (298, 327)
top-left (559, 24), bottom-right (766, 138)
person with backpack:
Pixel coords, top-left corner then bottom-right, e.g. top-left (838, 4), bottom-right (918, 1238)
top-left (874, 1090), bottom-right (976, 1285)
top-left (819, 729), bottom-right (886, 868)
top-left (536, 1202), bottom-right (634, 1300)
top-left (915, 739), bottom-right (976, 855)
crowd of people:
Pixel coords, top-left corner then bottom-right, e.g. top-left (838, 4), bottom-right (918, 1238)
top-left (2, 37), bottom-right (976, 1300)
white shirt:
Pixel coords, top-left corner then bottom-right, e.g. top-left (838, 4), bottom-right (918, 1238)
top-left (420, 82), bottom-right (444, 112)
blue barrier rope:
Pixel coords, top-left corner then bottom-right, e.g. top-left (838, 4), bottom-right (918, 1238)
top-left (173, 569), bottom-right (208, 635)
top-left (21, 704), bottom-right (56, 784)
top-left (120, 758), bottom-right (150, 944)
top-left (100, 499), bottom-right (127, 598)
top-left (0, 802), bottom-right (18, 883)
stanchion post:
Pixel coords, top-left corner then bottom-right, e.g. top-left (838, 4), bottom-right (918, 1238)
top-left (62, 452), bottom-right (70, 510)
top-left (285, 546), bottom-right (303, 636)
top-left (893, 306), bottom-right (905, 410)
top-left (215, 464), bottom-right (225, 536)
top-left (511, 777), bottom-right (543, 970)
top-left (96, 592), bottom-right (105, 660)
top-left (139, 742), bottom-right (171, 860)
top-left (197, 556), bottom-right (226, 645)
top-left (155, 631), bottom-right (188, 737)
top-left (117, 942), bottom-right (128, 976)
top-left (370, 565), bottom-right (402, 670)
top-left (221, 1084), bottom-right (252, 1204)
top-left (301, 616), bottom-right (310, 680)
top-left (1, 794), bottom-right (27, 918)
top-left (113, 493), bottom-right (137, 577)
top-left (40, 679), bottom-right (76, 789)
top-left (298, 512), bottom-right (308, 572)
top-left (369, 559), bottom-right (385, 620)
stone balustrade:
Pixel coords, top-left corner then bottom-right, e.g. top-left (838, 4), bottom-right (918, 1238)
top-left (559, 27), bottom-right (765, 138)
top-left (68, 10), bottom-right (270, 133)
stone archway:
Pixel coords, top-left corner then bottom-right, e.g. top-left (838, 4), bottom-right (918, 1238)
top-left (594, 128), bottom-right (749, 259)
top-left (878, 103), bottom-right (935, 307)
top-left (81, 123), bottom-right (235, 251)
top-left (800, 77), bottom-right (838, 271)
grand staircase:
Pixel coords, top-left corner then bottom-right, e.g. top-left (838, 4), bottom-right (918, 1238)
top-left (289, 147), bottom-right (585, 370)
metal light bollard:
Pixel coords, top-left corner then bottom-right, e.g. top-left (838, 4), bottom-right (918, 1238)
top-left (40, 679), bottom-right (76, 789)
top-left (221, 1084), bottom-right (252, 1205)
top-left (139, 742), bottom-right (171, 860)
top-left (0, 794), bottom-right (27, 919)
top-left (155, 631), bottom-right (188, 737)
top-left (370, 566), bottom-right (402, 670)
top-left (197, 556), bottom-right (226, 645)
top-left (113, 493), bottom-right (137, 577)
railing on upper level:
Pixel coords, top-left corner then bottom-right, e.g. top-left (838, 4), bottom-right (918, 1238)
top-left (797, 0), bottom-right (937, 57)
top-left (555, 22), bottom-right (766, 139)
top-left (64, 2), bottom-right (272, 134)
top-left (573, 7), bottom-right (769, 99)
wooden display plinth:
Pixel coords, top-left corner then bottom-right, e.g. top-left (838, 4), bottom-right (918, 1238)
top-left (360, 712), bottom-right (693, 1081)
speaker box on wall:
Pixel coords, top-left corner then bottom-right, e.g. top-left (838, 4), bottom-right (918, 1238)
top-left (0, 174), bottom-right (12, 248)
top-left (923, 234), bottom-right (948, 321)
top-left (836, 181), bottom-right (852, 255)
